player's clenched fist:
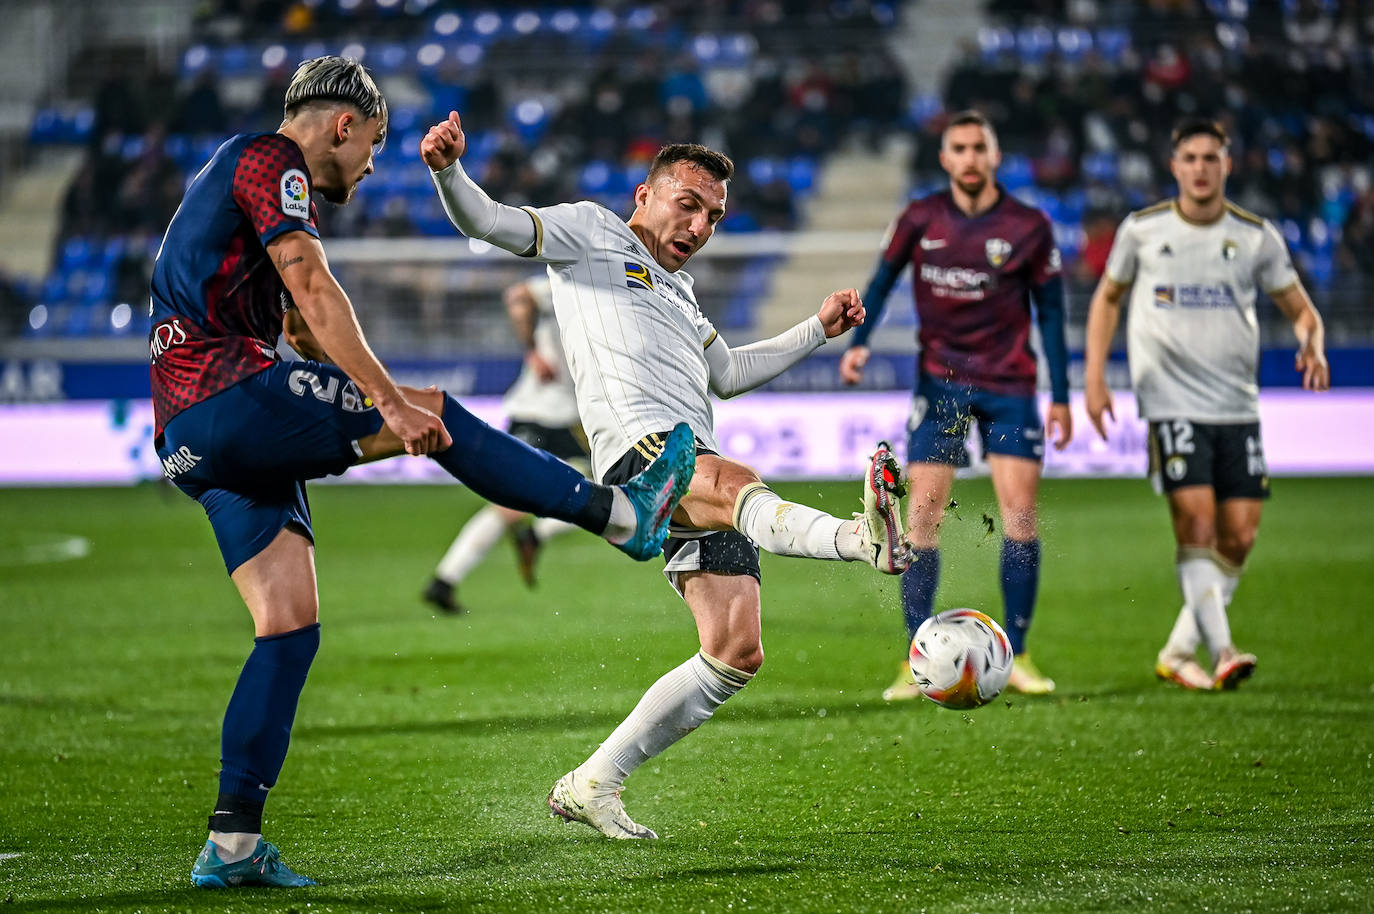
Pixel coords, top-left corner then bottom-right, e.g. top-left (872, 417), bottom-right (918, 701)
top-left (420, 110), bottom-right (467, 172)
top-left (818, 288), bottom-right (865, 338)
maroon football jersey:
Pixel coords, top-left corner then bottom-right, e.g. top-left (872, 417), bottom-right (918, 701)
top-left (880, 188), bottom-right (1060, 395)
top-left (149, 132), bottom-right (320, 437)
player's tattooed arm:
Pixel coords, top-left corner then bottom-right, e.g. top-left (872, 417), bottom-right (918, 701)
top-left (276, 251), bottom-right (305, 271)
top-left (283, 306), bottom-right (331, 363)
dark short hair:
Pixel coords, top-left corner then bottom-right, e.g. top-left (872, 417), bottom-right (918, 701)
top-left (283, 56), bottom-right (388, 140)
top-left (1171, 117), bottom-right (1228, 150)
top-left (646, 144), bottom-right (734, 184)
top-left (942, 109), bottom-right (999, 148)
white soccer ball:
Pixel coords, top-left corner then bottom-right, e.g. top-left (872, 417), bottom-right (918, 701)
top-left (907, 608), bottom-right (1014, 709)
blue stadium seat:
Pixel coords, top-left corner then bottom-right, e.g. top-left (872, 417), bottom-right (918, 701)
top-left (1056, 27), bottom-right (1093, 61)
top-left (1082, 152), bottom-right (1119, 184)
top-left (1095, 28), bottom-right (1131, 62)
top-left (999, 154), bottom-right (1034, 190)
top-left (977, 26), bottom-right (1013, 62)
top-left (786, 157), bottom-right (817, 194)
top-left (1015, 26), bottom-right (1055, 64)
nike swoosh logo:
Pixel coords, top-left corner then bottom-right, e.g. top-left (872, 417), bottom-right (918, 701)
top-left (919, 238), bottom-right (947, 250)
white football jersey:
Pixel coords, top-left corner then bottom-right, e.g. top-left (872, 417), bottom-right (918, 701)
top-left (520, 201), bottom-right (719, 477)
top-left (1104, 199), bottom-right (1298, 422)
top-left (501, 275), bottom-right (581, 427)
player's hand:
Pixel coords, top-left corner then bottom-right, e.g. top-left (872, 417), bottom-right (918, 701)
top-left (383, 400), bottom-right (452, 456)
top-left (526, 351), bottom-right (557, 382)
top-left (818, 288), bottom-right (865, 338)
top-left (1047, 402), bottom-right (1073, 451)
top-left (839, 346), bottom-right (869, 386)
top-left (420, 111), bottom-right (467, 172)
top-left (1084, 380), bottom-right (1114, 441)
top-left (1296, 340), bottom-right (1330, 391)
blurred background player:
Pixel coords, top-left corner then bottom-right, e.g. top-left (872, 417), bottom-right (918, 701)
top-left (151, 57), bottom-right (695, 889)
top-left (1083, 117), bottom-right (1330, 692)
top-left (839, 110), bottom-right (1072, 700)
top-left (423, 274), bottom-right (588, 613)
top-left (422, 110), bottom-right (911, 839)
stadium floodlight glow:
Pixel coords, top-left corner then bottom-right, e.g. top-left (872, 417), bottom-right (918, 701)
top-left (433, 12), bottom-right (461, 36)
top-left (110, 304), bottom-right (131, 331)
top-left (183, 45), bottom-right (209, 72)
top-left (340, 42), bottom-right (366, 62)
top-left (417, 43), bottom-right (444, 67)
top-left (513, 12), bottom-right (540, 34)
top-left (28, 305), bottom-right (47, 331)
top-left (261, 45), bottom-right (287, 70)
top-left (514, 99), bottom-right (545, 125)
top-left (338, 0), bottom-right (362, 11)
top-left (474, 12), bottom-right (501, 36)
top-left (588, 9), bottom-right (615, 31)
top-left (455, 43), bottom-right (484, 66)
top-left (551, 10), bottom-right (579, 33)
top-left (376, 0), bottom-right (401, 9)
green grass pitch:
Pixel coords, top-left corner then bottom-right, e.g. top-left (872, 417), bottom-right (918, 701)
top-left (1, 477), bottom-right (1372, 913)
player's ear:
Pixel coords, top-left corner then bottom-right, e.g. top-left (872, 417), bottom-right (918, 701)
top-left (633, 182), bottom-right (650, 208)
top-left (333, 111), bottom-right (354, 146)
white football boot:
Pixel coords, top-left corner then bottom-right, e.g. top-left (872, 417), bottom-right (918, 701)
top-left (1154, 648), bottom-right (1215, 691)
top-left (859, 442), bottom-right (913, 575)
top-left (548, 771), bottom-right (657, 840)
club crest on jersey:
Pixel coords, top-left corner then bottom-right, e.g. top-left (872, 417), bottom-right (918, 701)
top-left (625, 261), bottom-right (655, 291)
top-left (1154, 285), bottom-right (1175, 308)
top-left (985, 237), bottom-right (1012, 268)
top-left (1221, 239), bottom-right (1238, 261)
top-left (281, 168), bottom-right (310, 219)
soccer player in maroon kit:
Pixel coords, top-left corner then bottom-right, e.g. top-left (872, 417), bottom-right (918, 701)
top-left (150, 57), bottom-right (694, 888)
top-left (840, 110), bottom-right (1073, 698)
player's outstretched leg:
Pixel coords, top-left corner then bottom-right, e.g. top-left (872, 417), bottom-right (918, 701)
top-left (730, 441), bottom-right (912, 573)
top-left (191, 837), bottom-right (316, 888)
top-left (426, 396), bottom-right (692, 560)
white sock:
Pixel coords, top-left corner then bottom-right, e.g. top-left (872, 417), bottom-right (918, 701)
top-left (1167, 549), bottom-right (1244, 659)
top-left (434, 506), bottom-right (507, 584)
top-left (208, 830), bottom-right (260, 864)
top-left (1177, 547), bottom-right (1233, 664)
top-left (733, 483), bottom-right (847, 561)
top-left (602, 488), bottom-right (637, 545)
top-left (533, 517), bottom-right (577, 542)
top-left (575, 652), bottom-right (753, 794)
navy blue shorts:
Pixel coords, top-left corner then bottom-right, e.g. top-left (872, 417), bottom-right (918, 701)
top-left (907, 374), bottom-right (1044, 466)
top-left (156, 361), bottom-right (386, 574)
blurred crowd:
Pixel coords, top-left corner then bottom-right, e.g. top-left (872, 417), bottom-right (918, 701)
top-left (12, 0), bottom-right (1374, 340)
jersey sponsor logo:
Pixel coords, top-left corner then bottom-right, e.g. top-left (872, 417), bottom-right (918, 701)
top-left (919, 237), bottom-right (948, 250)
top-left (625, 261), bottom-right (655, 291)
top-left (1221, 239), bottom-right (1238, 261)
top-left (149, 318), bottom-right (188, 362)
top-left (288, 369), bottom-right (374, 412)
top-left (160, 445), bottom-right (202, 479)
top-left (280, 168), bottom-right (310, 220)
top-left (985, 237), bottom-right (1012, 268)
top-left (920, 262), bottom-right (991, 298)
top-left (1152, 283), bottom-right (1238, 310)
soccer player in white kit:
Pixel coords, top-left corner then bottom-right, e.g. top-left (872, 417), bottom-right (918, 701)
top-left (422, 275), bottom-right (589, 612)
top-left (1083, 118), bottom-right (1330, 691)
top-left (420, 110), bottom-right (913, 838)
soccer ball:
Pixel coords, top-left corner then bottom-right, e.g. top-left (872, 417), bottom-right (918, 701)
top-left (908, 609), bottom-right (1014, 709)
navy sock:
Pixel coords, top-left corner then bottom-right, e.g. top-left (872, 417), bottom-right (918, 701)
top-left (900, 548), bottom-right (940, 642)
top-left (211, 623), bottom-right (320, 833)
top-left (430, 395), bottom-right (612, 533)
top-left (1001, 537), bottom-right (1041, 655)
